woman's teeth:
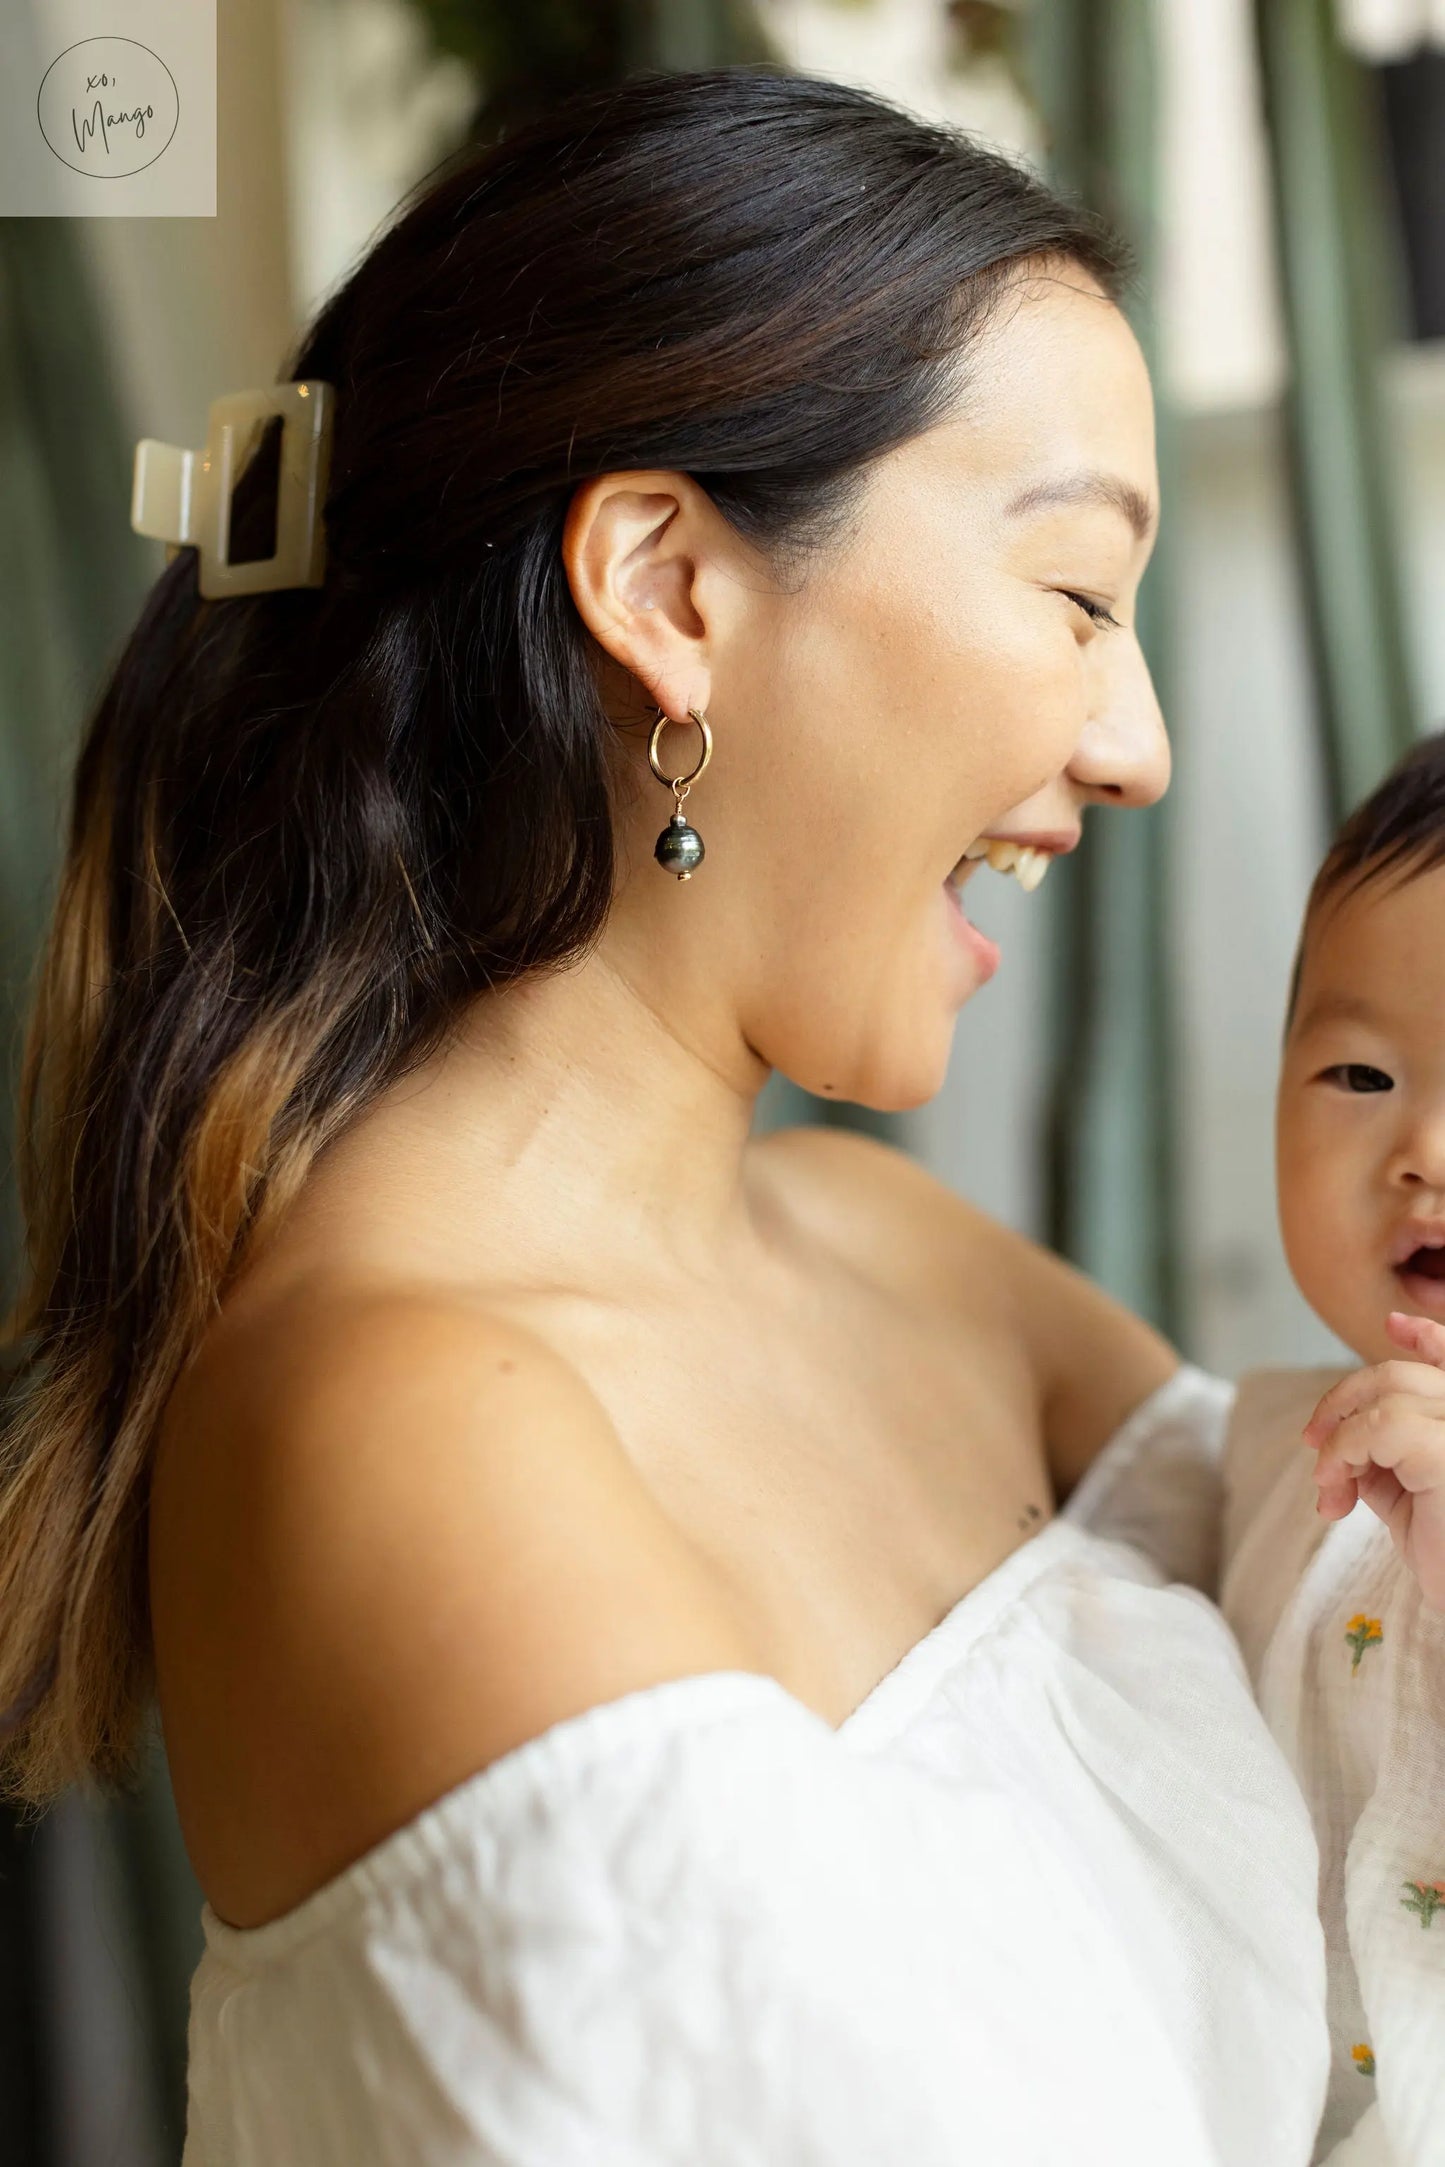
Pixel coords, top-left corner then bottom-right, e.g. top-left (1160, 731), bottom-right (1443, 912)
top-left (959, 838), bottom-right (1053, 893)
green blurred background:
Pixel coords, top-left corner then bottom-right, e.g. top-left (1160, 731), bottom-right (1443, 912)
top-left (4, 0), bottom-right (1445, 2155)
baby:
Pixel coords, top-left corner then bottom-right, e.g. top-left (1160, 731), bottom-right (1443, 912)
top-left (1219, 732), bottom-right (1445, 2167)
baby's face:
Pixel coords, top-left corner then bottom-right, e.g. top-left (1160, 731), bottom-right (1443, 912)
top-left (1277, 857), bottom-right (1445, 1365)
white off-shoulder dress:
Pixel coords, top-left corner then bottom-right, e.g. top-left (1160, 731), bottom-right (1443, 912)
top-left (181, 1365), bottom-right (1331, 2167)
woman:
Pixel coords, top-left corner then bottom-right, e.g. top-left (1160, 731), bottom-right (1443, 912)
top-left (0, 67), bottom-right (1328, 2165)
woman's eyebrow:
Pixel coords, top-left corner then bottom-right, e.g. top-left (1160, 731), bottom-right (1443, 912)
top-left (1004, 472), bottom-right (1157, 541)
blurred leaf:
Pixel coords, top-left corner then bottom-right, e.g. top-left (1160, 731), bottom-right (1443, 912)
top-left (403, 0), bottom-right (780, 138)
top-left (1020, 0), bottom-right (1181, 1334)
top-left (945, 1), bottom-right (1016, 65)
top-left (0, 223), bottom-right (151, 1304)
top-left (1253, 0), bottom-right (1417, 815)
top-left (944, 0), bottom-right (1035, 106)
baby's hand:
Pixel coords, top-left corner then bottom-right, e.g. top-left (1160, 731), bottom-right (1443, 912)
top-left (1301, 1311), bottom-right (1445, 1611)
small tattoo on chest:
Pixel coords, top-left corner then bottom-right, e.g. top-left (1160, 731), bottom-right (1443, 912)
top-left (1015, 1501), bottom-right (1043, 1532)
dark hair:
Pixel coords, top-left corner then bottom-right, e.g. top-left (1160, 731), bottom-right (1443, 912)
top-left (1285, 728), bottom-right (1445, 1028)
top-left (0, 63), bottom-right (1128, 1806)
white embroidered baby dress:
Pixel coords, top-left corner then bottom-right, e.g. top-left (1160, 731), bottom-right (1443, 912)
top-left (1223, 1367), bottom-right (1445, 2167)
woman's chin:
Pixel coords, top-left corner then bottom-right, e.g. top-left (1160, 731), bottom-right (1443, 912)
top-left (788, 1026), bottom-right (956, 1121)
top-left (763, 889), bottom-right (999, 1114)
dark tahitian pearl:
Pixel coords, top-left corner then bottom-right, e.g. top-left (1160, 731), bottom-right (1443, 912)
top-left (654, 811), bottom-right (705, 880)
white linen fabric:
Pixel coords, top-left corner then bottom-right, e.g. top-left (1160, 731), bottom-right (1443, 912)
top-left (1221, 1367), bottom-right (1445, 2167)
top-left (181, 1364), bottom-right (1329, 2167)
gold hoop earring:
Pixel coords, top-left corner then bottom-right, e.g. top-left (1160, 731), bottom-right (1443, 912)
top-left (648, 706), bottom-right (713, 880)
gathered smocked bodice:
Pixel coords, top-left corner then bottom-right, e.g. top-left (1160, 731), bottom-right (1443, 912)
top-left (183, 1365), bottom-right (1330, 2167)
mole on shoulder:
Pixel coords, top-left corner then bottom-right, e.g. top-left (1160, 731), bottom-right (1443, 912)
top-left (1015, 1502), bottom-right (1044, 1532)
top-left (498, 1358), bottom-right (516, 1373)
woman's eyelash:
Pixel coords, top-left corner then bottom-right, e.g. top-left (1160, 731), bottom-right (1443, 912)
top-left (1062, 592), bottom-right (1122, 630)
top-left (1319, 1062), bottom-right (1394, 1093)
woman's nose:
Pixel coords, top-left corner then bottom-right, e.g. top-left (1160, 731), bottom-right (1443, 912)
top-left (1066, 644), bottom-right (1171, 810)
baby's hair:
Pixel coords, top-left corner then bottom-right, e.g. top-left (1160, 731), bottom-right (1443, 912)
top-left (1285, 728), bottom-right (1445, 1032)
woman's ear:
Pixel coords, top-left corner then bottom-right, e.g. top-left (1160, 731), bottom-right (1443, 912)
top-left (561, 470), bottom-right (713, 718)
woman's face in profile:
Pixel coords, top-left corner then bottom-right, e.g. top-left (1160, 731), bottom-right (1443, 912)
top-left (698, 261), bottom-right (1168, 1112)
top-left (581, 259), bottom-right (1167, 1114)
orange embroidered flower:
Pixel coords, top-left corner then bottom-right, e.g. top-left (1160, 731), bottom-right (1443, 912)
top-left (1345, 1616), bottom-right (1384, 1672)
top-left (1352, 2044), bottom-right (1376, 2078)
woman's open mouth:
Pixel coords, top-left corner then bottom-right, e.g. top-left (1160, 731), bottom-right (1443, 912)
top-left (941, 834), bottom-right (1068, 984)
top-left (942, 866), bottom-right (1002, 980)
top-left (953, 837), bottom-right (1058, 891)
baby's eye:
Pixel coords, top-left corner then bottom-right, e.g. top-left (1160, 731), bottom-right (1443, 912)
top-left (1319, 1063), bottom-right (1394, 1093)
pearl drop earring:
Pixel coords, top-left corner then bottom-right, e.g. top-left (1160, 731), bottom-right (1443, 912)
top-left (648, 706), bottom-right (713, 880)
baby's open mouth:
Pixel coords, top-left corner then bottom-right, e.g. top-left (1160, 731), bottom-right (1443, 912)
top-left (1390, 1238), bottom-right (1445, 1319)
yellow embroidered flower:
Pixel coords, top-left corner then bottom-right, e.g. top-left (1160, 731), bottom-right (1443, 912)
top-left (1352, 2044), bottom-right (1376, 2077)
top-left (1345, 1616), bottom-right (1384, 1672)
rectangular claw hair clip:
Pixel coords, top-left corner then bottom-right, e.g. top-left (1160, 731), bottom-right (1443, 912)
top-left (131, 381), bottom-right (334, 599)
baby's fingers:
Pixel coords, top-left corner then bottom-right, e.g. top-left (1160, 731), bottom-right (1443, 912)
top-left (1311, 1430), bottom-right (1359, 1515)
top-left (1312, 1397), bottom-right (1445, 1495)
top-left (1356, 1462), bottom-right (1410, 1541)
top-left (1303, 1355), bottom-right (1445, 1447)
top-left (1315, 1470), bottom-right (1359, 1520)
top-left (1387, 1309), bottom-right (1445, 1366)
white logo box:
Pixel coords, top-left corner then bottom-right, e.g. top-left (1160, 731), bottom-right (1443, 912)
top-left (2, 0), bottom-right (215, 216)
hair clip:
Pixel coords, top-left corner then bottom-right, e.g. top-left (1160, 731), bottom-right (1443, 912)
top-left (131, 381), bottom-right (334, 599)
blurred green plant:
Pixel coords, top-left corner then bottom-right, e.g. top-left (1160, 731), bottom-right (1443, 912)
top-left (944, 0), bottom-right (1034, 99)
top-left (1253, 0), bottom-right (1418, 816)
top-left (403, 0), bottom-right (1042, 136)
top-left (1018, 0), bottom-right (1182, 1332)
top-left (0, 218), bottom-right (182, 2161)
top-left (406, 0), bottom-right (779, 134)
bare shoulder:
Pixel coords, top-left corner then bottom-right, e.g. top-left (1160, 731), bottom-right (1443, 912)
top-left (753, 1122), bottom-right (1179, 1485)
top-left (149, 1284), bottom-right (761, 1931)
top-left (748, 1120), bottom-right (986, 1275)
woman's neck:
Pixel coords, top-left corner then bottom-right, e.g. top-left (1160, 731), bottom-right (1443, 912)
top-left (286, 944), bottom-right (774, 1302)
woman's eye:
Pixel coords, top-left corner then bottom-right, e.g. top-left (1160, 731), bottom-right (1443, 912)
top-left (1061, 591), bottom-right (1122, 631)
top-left (1320, 1063), bottom-right (1394, 1093)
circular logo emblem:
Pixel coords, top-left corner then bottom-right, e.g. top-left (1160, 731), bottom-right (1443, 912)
top-left (37, 38), bottom-right (179, 179)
